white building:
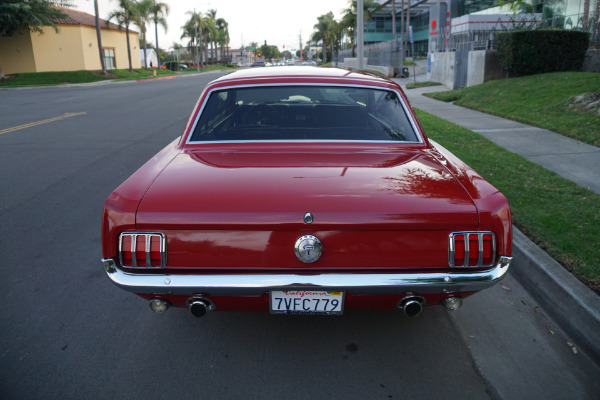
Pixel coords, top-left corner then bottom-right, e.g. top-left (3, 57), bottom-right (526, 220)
top-left (140, 49), bottom-right (159, 68)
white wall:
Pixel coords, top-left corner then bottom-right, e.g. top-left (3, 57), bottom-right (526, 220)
top-left (427, 52), bottom-right (456, 89)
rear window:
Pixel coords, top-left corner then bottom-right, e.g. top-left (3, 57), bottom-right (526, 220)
top-left (189, 85), bottom-right (420, 142)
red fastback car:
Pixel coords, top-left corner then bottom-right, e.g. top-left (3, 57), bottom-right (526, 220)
top-left (101, 67), bottom-right (512, 318)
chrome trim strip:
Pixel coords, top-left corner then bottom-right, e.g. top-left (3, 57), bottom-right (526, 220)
top-left (448, 231), bottom-right (496, 268)
top-left (131, 234), bottom-right (137, 268)
top-left (118, 232), bottom-right (167, 269)
top-left (448, 235), bottom-right (455, 267)
top-left (477, 233), bottom-right (484, 267)
top-left (464, 234), bottom-right (470, 268)
top-left (101, 256), bottom-right (512, 296)
top-left (145, 234), bottom-right (151, 267)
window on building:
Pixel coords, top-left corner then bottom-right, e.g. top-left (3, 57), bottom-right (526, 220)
top-left (103, 48), bottom-right (116, 70)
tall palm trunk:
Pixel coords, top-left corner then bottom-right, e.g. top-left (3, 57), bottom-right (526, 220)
top-left (94, 0), bottom-right (106, 74)
top-left (211, 41), bottom-right (215, 66)
top-left (155, 21), bottom-right (160, 56)
top-left (143, 34), bottom-right (148, 69)
top-left (125, 25), bottom-right (133, 72)
top-left (204, 37), bottom-right (209, 67)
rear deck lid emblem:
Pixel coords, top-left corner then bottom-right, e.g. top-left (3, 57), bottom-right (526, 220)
top-left (294, 235), bottom-right (322, 263)
top-left (304, 212), bottom-right (313, 224)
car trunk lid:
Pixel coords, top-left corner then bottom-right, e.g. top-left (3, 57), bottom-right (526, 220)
top-left (135, 145), bottom-right (478, 270)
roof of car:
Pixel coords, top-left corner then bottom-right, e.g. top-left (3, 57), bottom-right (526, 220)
top-left (213, 66), bottom-right (392, 86)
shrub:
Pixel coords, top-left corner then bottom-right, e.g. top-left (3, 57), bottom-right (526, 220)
top-left (163, 61), bottom-right (180, 71)
top-left (496, 30), bottom-right (589, 76)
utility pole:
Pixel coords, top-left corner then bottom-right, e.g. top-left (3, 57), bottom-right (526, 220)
top-left (357, 0), bottom-right (364, 70)
top-left (299, 31), bottom-right (303, 60)
top-left (392, 0), bottom-right (396, 40)
top-left (406, 0), bottom-right (411, 62)
top-left (401, 0), bottom-right (405, 66)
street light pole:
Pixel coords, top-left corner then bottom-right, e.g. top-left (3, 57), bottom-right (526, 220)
top-left (357, 0), bottom-right (364, 70)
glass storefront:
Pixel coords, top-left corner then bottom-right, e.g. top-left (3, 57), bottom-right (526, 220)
top-left (364, 0), bottom-right (599, 51)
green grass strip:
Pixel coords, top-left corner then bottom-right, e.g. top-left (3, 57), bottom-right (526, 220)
top-left (0, 66), bottom-right (236, 87)
top-left (0, 70), bottom-right (109, 87)
top-left (110, 68), bottom-right (176, 80)
top-left (406, 81), bottom-right (442, 89)
top-left (416, 109), bottom-right (600, 293)
top-left (424, 72), bottom-right (600, 147)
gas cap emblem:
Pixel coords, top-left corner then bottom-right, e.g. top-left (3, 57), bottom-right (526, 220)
top-left (304, 212), bottom-right (313, 224)
top-left (294, 235), bottom-right (322, 263)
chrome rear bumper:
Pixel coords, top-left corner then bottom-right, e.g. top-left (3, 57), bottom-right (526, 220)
top-left (101, 257), bottom-right (512, 296)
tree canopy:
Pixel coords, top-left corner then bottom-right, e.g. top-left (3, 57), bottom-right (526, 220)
top-left (0, 0), bottom-right (71, 37)
top-left (259, 44), bottom-right (280, 61)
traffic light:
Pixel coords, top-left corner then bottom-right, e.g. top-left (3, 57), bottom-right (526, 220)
top-left (258, 53), bottom-right (262, 57)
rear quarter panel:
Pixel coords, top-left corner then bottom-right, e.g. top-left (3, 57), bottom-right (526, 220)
top-left (428, 140), bottom-right (512, 256)
top-left (101, 138), bottom-right (181, 258)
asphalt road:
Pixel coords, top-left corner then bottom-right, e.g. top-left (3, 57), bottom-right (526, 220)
top-left (1, 73), bottom-right (599, 400)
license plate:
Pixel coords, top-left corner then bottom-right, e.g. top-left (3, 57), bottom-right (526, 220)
top-left (270, 290), bottom-right (344, 315)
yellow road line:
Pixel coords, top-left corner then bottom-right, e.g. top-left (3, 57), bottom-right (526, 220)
top-left (0, 112), bottom-right (86, 135)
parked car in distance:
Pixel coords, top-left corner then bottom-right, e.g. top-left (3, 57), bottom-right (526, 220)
top-left (250, 61), bottom-right (266, 67)
top-left (101, 66), bottom-right (513, 318)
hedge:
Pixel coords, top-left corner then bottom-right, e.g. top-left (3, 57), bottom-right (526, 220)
top-left (496, 30), bottom-right (589, 76)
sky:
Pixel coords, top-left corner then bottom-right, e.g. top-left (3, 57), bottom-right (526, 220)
top-left (71, 0), bottom-right (350, 51)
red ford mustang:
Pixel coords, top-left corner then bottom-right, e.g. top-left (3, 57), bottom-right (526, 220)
top-left (101, 67), bottom-right (512, 318)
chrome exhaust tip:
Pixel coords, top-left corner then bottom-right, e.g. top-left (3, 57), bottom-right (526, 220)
top-left (190, 300), bottom-right (208, 318)
top-left (399, 296), bottom-right (424, 317)
top-left (187, 297), bottom-right (215, 318)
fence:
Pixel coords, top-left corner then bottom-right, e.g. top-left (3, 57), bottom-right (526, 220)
top-left (337, 39), bottom-right (406, 68)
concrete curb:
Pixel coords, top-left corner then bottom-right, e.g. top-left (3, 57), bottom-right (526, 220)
top-left (511, 226), bottom-right (600, 364)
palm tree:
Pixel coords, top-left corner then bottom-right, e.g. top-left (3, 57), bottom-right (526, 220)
top-left (133, 0), bottom-right (153, 69)
top-left (204, 10), bottom-right (218, 66)
top-left (216, 17), bottom-right (229, 64)
top-left (182, 11), bottom-right (204, 66)
top-left (107, 0), bottom-right (137, 72)
top-left (93, 0), bottom-right (106, 74)
top-left (312, 12), bottom-right (336, 64)
top-left (171, 41), bottom-right (182, 63)
top-left (151, 1), bottom-right (169, 57)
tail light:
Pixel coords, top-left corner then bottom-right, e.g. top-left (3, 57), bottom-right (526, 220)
top-left (449, 232), bottom-right (496, 268)
top-left (119, 233), bottom-right (166, 268)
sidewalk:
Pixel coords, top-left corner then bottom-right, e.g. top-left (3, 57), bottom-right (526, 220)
top-left (392, 75), bottom-right (600, 365)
